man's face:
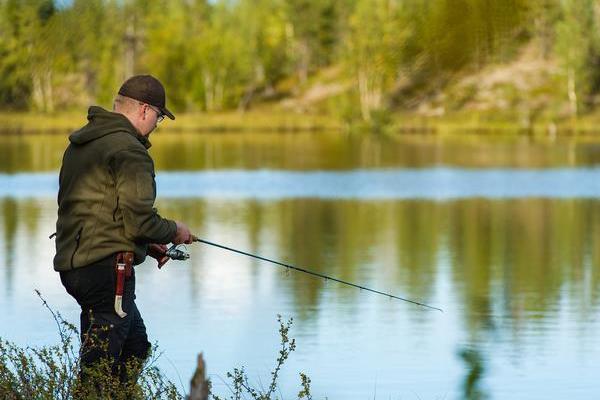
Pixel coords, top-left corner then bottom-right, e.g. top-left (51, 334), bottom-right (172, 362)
top-left (139, 103), bottom-right (163, 136)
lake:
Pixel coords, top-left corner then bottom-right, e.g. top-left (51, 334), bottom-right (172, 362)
top-left (1, 131), bottom-right (600, 399)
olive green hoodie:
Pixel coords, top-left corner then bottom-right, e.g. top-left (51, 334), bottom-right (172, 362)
top-left (53, 106), bottom-right (177, 271)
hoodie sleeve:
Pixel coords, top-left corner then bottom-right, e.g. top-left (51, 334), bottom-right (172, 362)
top-left (110, 147), bottom-right (177, 244)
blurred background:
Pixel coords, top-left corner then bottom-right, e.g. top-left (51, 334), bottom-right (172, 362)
top-left (2, 1), bottom-right (600, 399)
top-left (3, 0), bottom-right (600, 131)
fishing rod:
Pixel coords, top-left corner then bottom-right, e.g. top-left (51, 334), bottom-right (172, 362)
top-left (164, 237), bottom-right (443, 312)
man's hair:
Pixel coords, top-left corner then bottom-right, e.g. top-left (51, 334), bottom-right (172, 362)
top-left (113, 94), bottom-right (141, 114)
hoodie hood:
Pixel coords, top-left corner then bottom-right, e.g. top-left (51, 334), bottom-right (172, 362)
top-left (69, 106), bottom-right (151, 149)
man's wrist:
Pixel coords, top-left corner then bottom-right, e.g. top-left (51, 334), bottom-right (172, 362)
top-left (166, 219), bottom-right (178, 243)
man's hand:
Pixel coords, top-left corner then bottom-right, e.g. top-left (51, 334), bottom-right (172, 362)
top-left (148, 243), bottom-right (169, 269)
top-left (172, 221), bottom-right (193, 244)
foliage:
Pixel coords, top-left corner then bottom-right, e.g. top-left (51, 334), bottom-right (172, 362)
top-left (553, 0), bottom-right (600, 117)
top-left (0, 290), bottom-right (182, 400)
top-left (0, 291), bottom-right (311, 400)
top-left (2, 0), bottom-right (600, 123)
top-left (211, 315), bottom-right (312, 400)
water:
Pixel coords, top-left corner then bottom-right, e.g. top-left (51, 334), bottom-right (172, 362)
top-left (1, 132), bottom-right (600, 399)
top-left (6, 168), bottom-right (600, 199)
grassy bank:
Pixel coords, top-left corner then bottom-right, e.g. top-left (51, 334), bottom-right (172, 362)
top-left (0, 110), bottom-right (341, 135)
top-left (4, 109), bottom-right (600, 137)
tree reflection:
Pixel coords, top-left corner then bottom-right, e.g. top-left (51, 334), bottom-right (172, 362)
top-left (393, 200), bottom-right (441, 302)
top-left (1, 199), bottom-right (18, 292)
top-left (156, 197), bottom-right (600, 341)
top-left (6, 133), bottom-right (600, 172)
top-left (2, 193), bottom-right (600, 343)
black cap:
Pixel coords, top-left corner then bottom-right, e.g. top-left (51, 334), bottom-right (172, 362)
top-left (118, 75), bottom-right (175, 120)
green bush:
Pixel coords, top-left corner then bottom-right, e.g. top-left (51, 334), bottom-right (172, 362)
top-left (0, 292), bottom-right (312, 400)
top-left (211, 316), bottom-right (312, 400)
top-left (0, 291), bottom-right (181, 400)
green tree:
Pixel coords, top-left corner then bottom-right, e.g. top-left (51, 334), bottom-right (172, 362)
top-left (0, 0), bottom-right (66, 111)
top-left (235, 0), bottom-right (289, 110)
top-left (284, 0), bottom-right (343, 84)
top-left (198, 1), bottom-right (253, 111)
top-left (143, 0), bottom-right (207, 110)
top-left (344, 0), bottom-right (405, 122)
top-left (0, 0), bottom-right (32, 108)
top-left (554, 0), bottom-right (599, 117)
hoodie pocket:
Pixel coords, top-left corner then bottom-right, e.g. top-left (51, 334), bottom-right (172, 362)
top-left (70, 226), bottom-right (83, 269)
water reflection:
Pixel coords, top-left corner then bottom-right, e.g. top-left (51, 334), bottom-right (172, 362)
top-left (3, 133), bottom-right (600, 397)
top-left (4, 132), bottom-right (600, 172)
top-left (2, 196), bottom-right (599, 341)
top-left (1, 198), bottom-right (17, 293)
top-left (459, 346), bottom-right (488, 400)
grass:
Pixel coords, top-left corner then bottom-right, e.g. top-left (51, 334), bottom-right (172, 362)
top-left (6, 107), bottom-right (600, 138)
top-left (0, 290), bottom-right (182, 399)
top-left (0, 109), bottom-right (340, 135)
top-left (386, 111), bottom-right (600, 138)
top-left (0, 291), bottom-right (312, 400)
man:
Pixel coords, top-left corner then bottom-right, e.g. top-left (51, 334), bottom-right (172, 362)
top-left (53, 75), bottom-right (192, 386)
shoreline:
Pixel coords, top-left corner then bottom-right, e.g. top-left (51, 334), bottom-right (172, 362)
top-left (0, 110), bottom-right (340, 135)
top-left (3, 111), bottom-right (600, 138)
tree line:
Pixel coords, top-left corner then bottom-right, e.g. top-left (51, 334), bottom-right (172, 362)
top-left (1, 0), bottom-right (599, 122)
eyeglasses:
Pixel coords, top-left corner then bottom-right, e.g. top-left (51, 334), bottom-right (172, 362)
top-left (142, 102), bottom-right (165, 123)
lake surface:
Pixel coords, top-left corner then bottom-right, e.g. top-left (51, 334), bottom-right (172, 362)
top-left (1, 132), bottom-right (600, 399)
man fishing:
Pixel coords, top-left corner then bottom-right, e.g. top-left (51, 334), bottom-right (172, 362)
top-left (52, 75), bottom-right (193, 387)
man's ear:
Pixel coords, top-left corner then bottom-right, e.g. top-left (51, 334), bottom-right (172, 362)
top-left (140, 104), bottom-right (149, 120)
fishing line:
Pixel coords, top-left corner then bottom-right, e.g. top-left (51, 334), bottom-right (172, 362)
top-left (192, 237), bottom-right (443, 312)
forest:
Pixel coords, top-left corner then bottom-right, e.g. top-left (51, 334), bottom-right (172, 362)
top-left (1, 0), bottom-right (599, 126)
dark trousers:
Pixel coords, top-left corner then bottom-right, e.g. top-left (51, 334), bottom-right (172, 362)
top-left (60, 255), bottom-right (151, 383)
